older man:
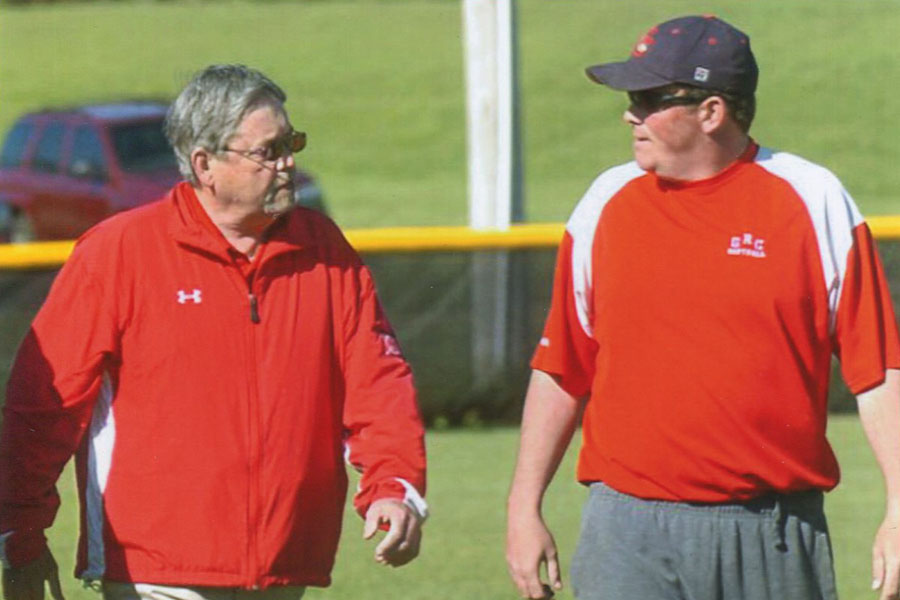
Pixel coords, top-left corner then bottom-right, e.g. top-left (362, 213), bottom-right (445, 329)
top-left (0, 64), bottom-right (426, 600)
top-left (506, 15), bottom-right (900, 600)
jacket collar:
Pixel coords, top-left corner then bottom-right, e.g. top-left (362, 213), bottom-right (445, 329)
top-left (166, 182), bottom-right (316, 264)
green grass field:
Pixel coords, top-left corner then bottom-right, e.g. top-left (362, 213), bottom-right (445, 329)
top-left (40, 417), bottom-right (884, 600)
top-left (0, 0), bottom-right (897, 228)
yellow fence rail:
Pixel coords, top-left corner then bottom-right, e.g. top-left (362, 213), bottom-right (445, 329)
top-left (2, 218), bottom-right (900, 270)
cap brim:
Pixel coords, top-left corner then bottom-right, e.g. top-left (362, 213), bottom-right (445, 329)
top-left (585, 61), bottom-right (674, 91)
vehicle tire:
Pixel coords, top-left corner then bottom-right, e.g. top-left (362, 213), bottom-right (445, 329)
top-left (294, 182), bottom-right (328, 215)
top-left (8, 209), bottom-right (35, 243)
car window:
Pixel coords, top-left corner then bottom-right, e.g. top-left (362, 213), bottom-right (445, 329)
top-left (0, 121), bottom-right (35, 168)
top-left (32, 122), bottom-right (66, 173)
top-left (110, 120), bottom-right (177, 173)
top-left (69, 125), bottom-right (108, 181)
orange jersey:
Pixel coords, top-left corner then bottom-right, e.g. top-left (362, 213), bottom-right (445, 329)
top-left (532, 144), bottom-right (900, 502)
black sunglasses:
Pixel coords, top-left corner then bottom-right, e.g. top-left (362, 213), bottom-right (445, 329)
top-left (627, 89), bottom-right (711, 114)
top-left (224, 130), bottom-right (307, 164)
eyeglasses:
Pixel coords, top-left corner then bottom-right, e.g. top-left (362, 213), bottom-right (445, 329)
top-left (223, 130), bottom-right (307, 164)
top-left (627, 89), bottom-right (711, 114)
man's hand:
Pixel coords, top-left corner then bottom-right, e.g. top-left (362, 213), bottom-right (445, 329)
top-left (2, 549), bottom-right (64, 600)
top-left (363, 498), bottom-right (422, 567)
top-left (872, 513), bottom-right (900, 600)
top-left (506, 511), bottom-right (562, 599)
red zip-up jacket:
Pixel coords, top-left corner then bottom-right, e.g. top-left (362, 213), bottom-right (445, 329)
top-left (0, 182), bottom-right (427, 589)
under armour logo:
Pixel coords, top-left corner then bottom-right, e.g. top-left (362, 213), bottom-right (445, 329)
top-left (176, 289), bottom-right (203, 304)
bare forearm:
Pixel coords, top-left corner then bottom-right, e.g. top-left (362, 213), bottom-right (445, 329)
top-left (857, 370), bottom-right (900, 600)
top-left (857, 369), bottom-right (900, 515)
top-left (507, 370), bottom-right (582, 514)
top-left (506, 370), bottom-right (582, 598)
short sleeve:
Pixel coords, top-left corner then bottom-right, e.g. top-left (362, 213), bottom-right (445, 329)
top-left (833, 223), bottom-right (900, 394)
top-left (531, 231), bottom-right (598, 398)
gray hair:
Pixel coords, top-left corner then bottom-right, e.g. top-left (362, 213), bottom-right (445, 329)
top-left (164, 64), bottom-right (287, 184)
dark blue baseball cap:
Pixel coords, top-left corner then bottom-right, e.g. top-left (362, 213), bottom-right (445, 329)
top-left (586, 15), bottom-right (758, 94)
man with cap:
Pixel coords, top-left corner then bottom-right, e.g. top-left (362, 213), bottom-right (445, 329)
top-left (506, 15), bottom-right (900, 600)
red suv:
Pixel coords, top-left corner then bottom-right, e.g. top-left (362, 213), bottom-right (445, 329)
top-left (0, 102), bottom-right (325, 242)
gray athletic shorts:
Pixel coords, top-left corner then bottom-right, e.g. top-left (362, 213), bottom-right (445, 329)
top-left (571, 482), bottom-right (838, 600)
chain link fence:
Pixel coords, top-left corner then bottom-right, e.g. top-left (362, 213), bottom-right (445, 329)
top-left (4, 240), bottom-right (900, 426)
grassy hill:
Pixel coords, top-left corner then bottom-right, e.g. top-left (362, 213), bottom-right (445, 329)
top-left (0, 0), bottom-right (897, 228)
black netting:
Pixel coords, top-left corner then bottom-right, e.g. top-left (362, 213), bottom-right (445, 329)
top-left (4, 241), bottom-right (900, 426)
top-left (365, 250), bottom-right (555, 427)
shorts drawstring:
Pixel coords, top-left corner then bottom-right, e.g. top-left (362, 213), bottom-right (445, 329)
top-left (772, 496), bottom-right (788, 551)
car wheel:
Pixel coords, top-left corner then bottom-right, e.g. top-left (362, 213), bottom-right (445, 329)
top-left (294, 182), bottom-right (327, 215)
top-left (8, 209), bottom-right (35, 243)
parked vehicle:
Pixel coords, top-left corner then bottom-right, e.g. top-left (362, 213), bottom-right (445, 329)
top-left (0, 102), bottom-right (325, 243)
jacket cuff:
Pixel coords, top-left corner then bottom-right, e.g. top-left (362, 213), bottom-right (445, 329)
top-left (360, 477), bottom-right (428, 523)
top-left (0, 530), bottom-right (47, 569)
top-left (393, 477), bottom-right (428, 522)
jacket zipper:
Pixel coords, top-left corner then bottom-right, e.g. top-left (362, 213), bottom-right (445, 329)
top-left (249, 293), bottom-right (260, 323)
top-left (245, 271), bottom-right (262, 588)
